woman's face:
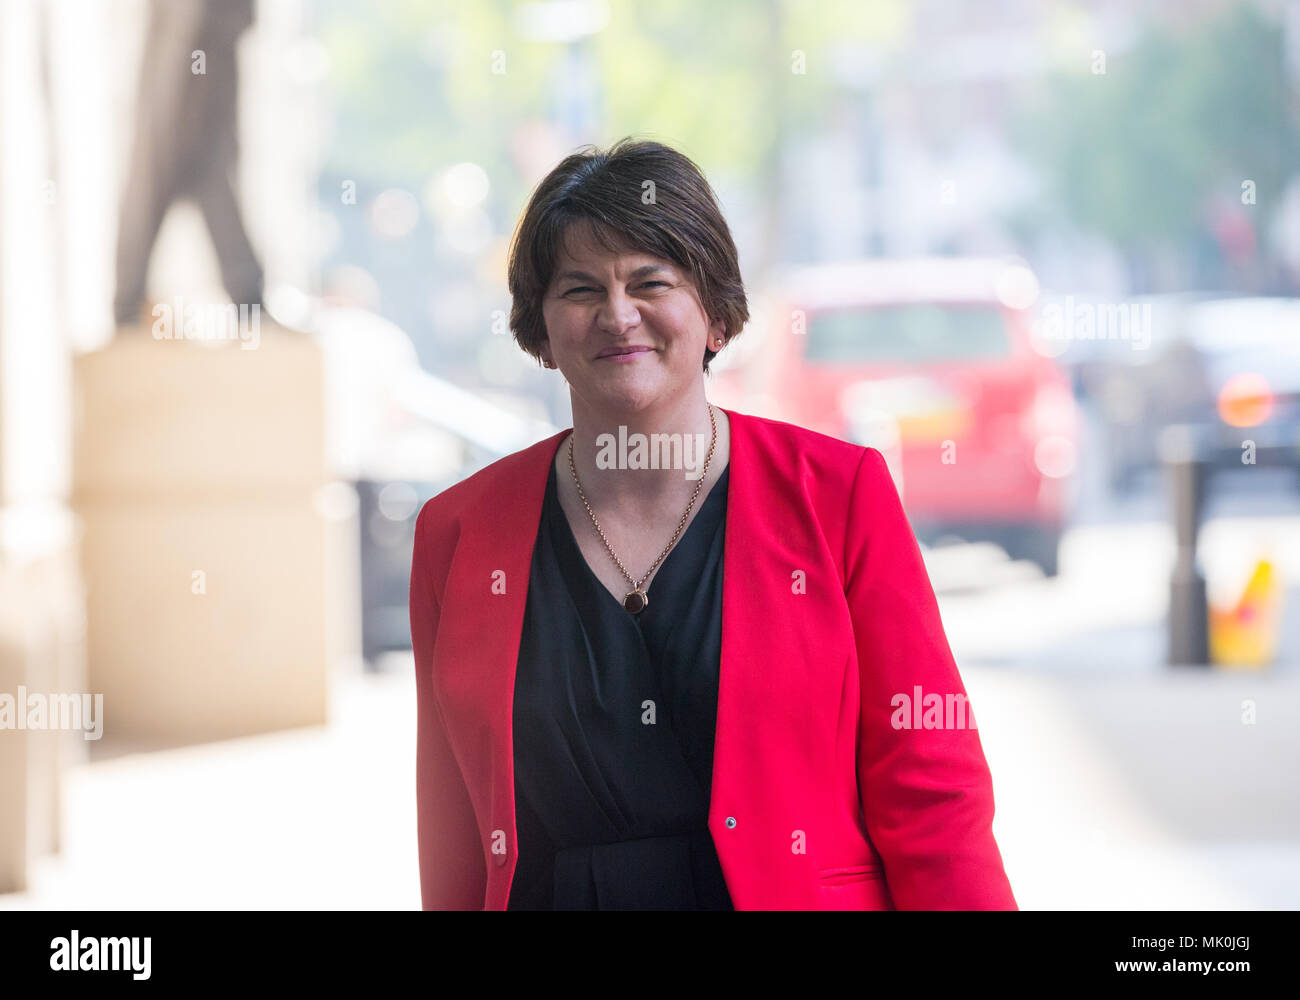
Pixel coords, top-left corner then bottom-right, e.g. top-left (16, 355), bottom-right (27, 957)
top-left (539, 225), bottom-right (724, 416)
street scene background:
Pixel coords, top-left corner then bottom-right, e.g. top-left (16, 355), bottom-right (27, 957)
top-left (0, 0), bottom-right (1297, 909)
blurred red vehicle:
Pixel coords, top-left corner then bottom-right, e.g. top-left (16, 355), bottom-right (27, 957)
top-left (710, 257), bottom-right (1079, 576)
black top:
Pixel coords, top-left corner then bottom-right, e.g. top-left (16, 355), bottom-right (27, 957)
top-left (507, 453), bottom-right (734, 910)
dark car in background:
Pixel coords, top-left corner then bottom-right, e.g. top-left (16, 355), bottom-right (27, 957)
top-left (311, 305), bottom-right (560, 666)
top-left (1062, 295), bottom-right (1300, 492)
top-left (1176, 297), bottom-right (1300, 479)
top-left (1052, 292), bottom-right (1208, 494)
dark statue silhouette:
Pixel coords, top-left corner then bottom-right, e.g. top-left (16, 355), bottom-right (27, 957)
top-left (114, 0), bottom-right (263, 328)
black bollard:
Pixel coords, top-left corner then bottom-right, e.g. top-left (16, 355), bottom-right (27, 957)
top-left (1159, 424), bottom-right (1210, 666)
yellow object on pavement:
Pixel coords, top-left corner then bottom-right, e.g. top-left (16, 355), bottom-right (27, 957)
top-left (1209, 557), bottom-right (1282, 668)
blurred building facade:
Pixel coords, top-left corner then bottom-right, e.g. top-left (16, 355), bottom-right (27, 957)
top-left (1, 0), bottom-right (355, 893)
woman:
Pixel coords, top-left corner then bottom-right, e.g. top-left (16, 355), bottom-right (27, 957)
top-left (410, 137), bottom-right (1017, 910)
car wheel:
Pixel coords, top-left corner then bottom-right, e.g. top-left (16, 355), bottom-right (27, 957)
top-left (1012, 525), bottom-right (1061, 577)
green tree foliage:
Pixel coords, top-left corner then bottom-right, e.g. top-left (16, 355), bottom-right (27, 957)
top-left (1015, 4), bottom-right (1298, 253)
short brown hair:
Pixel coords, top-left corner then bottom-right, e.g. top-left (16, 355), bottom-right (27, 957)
top-left (507, 137), bottom-right (748, 374)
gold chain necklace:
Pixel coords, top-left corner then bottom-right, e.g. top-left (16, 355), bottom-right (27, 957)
top-left (567, 403), bottom-right (717, 614)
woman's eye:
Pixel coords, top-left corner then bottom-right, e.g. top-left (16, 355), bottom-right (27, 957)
top-left (564, 282), bottom-right (667, 296)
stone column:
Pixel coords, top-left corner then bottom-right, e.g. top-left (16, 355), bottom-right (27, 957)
top-left (0, 0), bottom-right (84, 894)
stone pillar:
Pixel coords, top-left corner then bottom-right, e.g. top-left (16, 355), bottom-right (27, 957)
top-left (0, 0), bottom-right (85, 893)
top-left (67, 0), bottom-right (355, 744)
top-left (72, 324), bottom-right (357, 743)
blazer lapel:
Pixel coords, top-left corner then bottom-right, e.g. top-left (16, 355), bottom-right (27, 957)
top-left (431, 428), bottom-right (568, 909)
top-left (709, 408), bottom-right (852, 905)
top-left (710, 408), bottom-right (783, 846)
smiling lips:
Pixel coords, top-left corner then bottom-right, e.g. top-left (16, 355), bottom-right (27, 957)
top-left (596, 345), bottom-right (655, 361)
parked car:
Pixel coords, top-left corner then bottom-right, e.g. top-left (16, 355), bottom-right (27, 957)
top-left (1049, 291), bottom-right (1210, 494)
top-left (310, 304), bottom-right (559, 664)
top-left (1062, 295), bottom-right (1300, 491)
top-left (710, 257), bottom-right (1079, 576)
top-left (1170, 297), bottom-right (1300, 478)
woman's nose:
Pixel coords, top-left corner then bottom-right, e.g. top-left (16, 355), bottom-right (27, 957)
top-left (596, 287), bottom-right (640, 334)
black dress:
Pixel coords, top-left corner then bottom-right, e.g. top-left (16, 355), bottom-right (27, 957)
top-left (507, 455), bottom-right (734, 910)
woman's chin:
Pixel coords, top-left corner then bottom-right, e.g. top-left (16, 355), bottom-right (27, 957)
top-left (578, 378), bottom-right (680, 416)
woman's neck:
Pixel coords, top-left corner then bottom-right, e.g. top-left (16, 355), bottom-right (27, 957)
top-left (562, 393), bottom-right (727, 508)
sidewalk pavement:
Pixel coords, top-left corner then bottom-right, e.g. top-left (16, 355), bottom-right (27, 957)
top-left (2, 656), bottom-right (1296, 909)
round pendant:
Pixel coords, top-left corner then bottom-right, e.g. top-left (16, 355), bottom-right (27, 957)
top-left (624, 590), bottom-right (647, 614)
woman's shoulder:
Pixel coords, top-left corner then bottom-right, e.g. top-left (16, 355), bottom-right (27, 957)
top-left (724, 407), bottom-right (907, 544)
top-left (724, 407), bottom-right (877, 489)
top-left (728, 407), bottom-right (862, 455)
top-left (417, 428), bottom-right (568, 530)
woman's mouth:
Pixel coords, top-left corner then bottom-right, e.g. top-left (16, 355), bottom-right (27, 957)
top-left (596, 345), bottom-right (655, 362)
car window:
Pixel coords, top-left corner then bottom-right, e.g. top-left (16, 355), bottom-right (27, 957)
top-left (1184, 301), bottom-right (1300, 353)
top-left (802, 304), bottom-right (1011, 364)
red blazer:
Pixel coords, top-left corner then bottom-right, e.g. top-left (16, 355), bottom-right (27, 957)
top-left (410, 406), bottom-right (1017, 910)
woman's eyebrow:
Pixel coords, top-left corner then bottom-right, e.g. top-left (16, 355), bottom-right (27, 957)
top-left (557, 264), bottom-right (671, 283)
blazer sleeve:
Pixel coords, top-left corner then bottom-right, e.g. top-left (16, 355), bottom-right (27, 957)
top-left (843, 447), bottom-right (1018, 910)
top-left (411, 502), bottom-right (487, 910)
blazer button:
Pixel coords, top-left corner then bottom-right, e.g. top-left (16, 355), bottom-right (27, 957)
top-left (725, 817), bottom-right (737, 829)
top-left (494, 853), bottom-right (507, 867)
